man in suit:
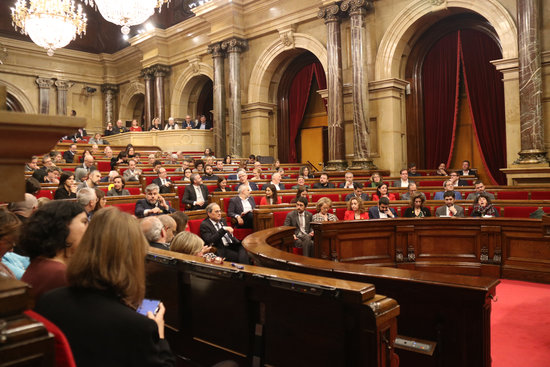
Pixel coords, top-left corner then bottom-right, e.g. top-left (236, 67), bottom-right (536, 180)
top-left (368, 197), bottom-right (397, 219)
top-left (400, 182), bottom-right (426, 201)
top-left (194, 115), bottom-right (213, 130)
top-left (291, 176), bottom-right (310, 190)
top-left (181, 115), bottom-right (195, 129)
top-left (408, 163), bottom-right (422, 177)
top-left (182, 173), bottom-right (210, 210)
top-left (460, 160), bottom-right (477, 177)
top-left (269, 172), bottom-right (285, 191)
top-left (227, 186), bottom-right (256, 228)
top-left (123, 159), bottom-right (142, 182)
top-left (135, 184), bottom-right (176, 218)
top-left (449, 171), bottom-right (468, 187)
top-left (466, 180), bottom-right (495, 201)
top-left (312, 173), bottom-right (335, 189)
top-left (63, 144), bottom-right (77, 163)
top-left (200, 203), bottom-right (249, 263)
top-left (283, 197), bottom-right (314, 257)
top-left (435, 191), bottom-right (465, 217)
top-left (433, 180), bottom-right (463, 200)
top-left (152, 168), bottom-right (173, 194)
top-left (77, 170), bottom-right (101, 191)
top-left (345, 186), bottom-right (369, 202)
top-left (140, 216), bottom-right (170, 250)
top-left (393, 169), bottom-right (414, 188)
top-left (236, 169), bottom-right (259, 191)
top-left (201, 164), bottom-right (219, 182)
top-left (339, 172), bottom-right (361, 189)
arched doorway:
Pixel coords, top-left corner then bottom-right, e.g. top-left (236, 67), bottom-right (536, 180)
top-left (6, 93), bottom-right (24, 112)
top-left (174, 75), bottom-right (213, 122)
top-left (127, 93), bottom-right (145, 126)
top-left (277, 51), bottom-right (327, 165)
top-left (405, 13), bottom-right (507, 184)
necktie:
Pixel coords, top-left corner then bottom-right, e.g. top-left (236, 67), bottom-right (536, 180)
top-left (216, 222), bottom-right (231, 246)
top-left (449, 208), bottom-right (454, 216)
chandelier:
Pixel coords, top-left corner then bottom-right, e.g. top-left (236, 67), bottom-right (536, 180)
top-left (11, 0), bottom-right (87, 56)
top-left (82, 0), bottom-right (171, 35)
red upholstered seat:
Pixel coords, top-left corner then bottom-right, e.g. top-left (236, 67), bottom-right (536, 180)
top-left (253, 196), bottom-right (262, 205)
top-left (145, 176), bottom-right (156, 185)
top-left (127, 187), bottom-right (141, 195)
top-left (496, 191), bottom-right (529, 200)
top-left (96, 161), bottom-right (111, 172)
top-left (281, 195), bottom-right (295, 203)
top-left (273, 211), bottom-right (291, 227)
top-left (502, 207), bottom-right (537, 218)
top-left (292, 247), bottom-right (303, 255)
top-left (334, 207), bottom-right (346, 220)
top-left (418, 180), bottom-right (444, 187)
top-left (37, 190), bottom-right (53, 199)
top-left (206, 185), bottom-right (217, 193)
top-left (99, 187), bottom-right (108, 193)
top-left (233, 228), bottom-right (253, 241)
top-left (188, 219), bottom-right (203, 236)
top-left (176, 185), bottom-right (186, 201)
top-left (111, 202), bottom-right (136, 214)
top-left (311, 194), bottom-right (339, 203)
top-left (531, 191), bottom-right (550, 200)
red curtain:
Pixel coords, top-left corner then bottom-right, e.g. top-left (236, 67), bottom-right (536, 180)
top-left (423, 32), bottom-right (461, 170)
top-left (460, 30), bottom-right (507, 185)
top-left (288, 62), bottom-right (327, 163)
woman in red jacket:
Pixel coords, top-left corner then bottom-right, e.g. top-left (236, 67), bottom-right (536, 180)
top-left (344, 197), bottom-right (369, 220)
top-left (259, 184), bottom-right (282, 205)
top-left (371, 182), bottom-right (397, 201)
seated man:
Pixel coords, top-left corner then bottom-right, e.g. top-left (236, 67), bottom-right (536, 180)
top-left (368, 197), bottom-right (397, 219)
top-left (113, 119), bottom-right (128, 134)
top-left (25, 156), bottom-right (39, 172)
top-left (269, 172), bottom-right (285, 191)
top-left (283, 197), bottom-right (314, 257)
top-left (408, 163), bottom-right (422, 177)
top-left (122, 159), bottom-right (142, 182)
top-left (449, 171), bottom-right (468, 187)
top-left (77, 169), bottom-right (101, 191)
top-left (152, 167), bottom-right (173, 194)
top-left (460, 160), bottom-right (477, 176)
top-left (194, 115), bottom-right (213, 130)
top-left (182, 115), bottom-right (195, 129)
top-left (140, 216), bottom-right (170, 250)
top-left (227, 186), bottom-right (256, 229)
top-left (312, 173), bottom-right (335, 189)
top-left (344, 186), bottom-right (369, 201)
top-left (76, 188), bottom-right (98, 221)
top-left (43, 167), bottom-right (62, 184)
top-left (200, 203), bottom-right (249, 263)
top-left (236, 169), bottom-right (259, 191)
top-left (175, 159), bottom-right (191, 173)
top-left (435, 191), bottom-right (465, 217)
top-left (339, 172), bottom-right (361, 189)
top-left (135, 184), bottom-right (176, 218)
top-left (400, 182), bottom-right (426, 201)
top-left (433, 180), bottom-right (463, 200)
top-left (213, 160), bottom-right (224, 172)
top-left (107, 176), bottom-right (130, 196)
top-left (393, 169), bottom-right (413, 188)
top-left (158, 215), bottom-right (177, 244)
top-left (466, 180), bottom-right (495, 201)
top-left (63, 144), bottom-right (78, 163)
top-left (291, 176), bottom-right (310, 190)
top-left (182, 173), bottom-right (210, 210)
top-left (201, 164), bottom-right (220, 181)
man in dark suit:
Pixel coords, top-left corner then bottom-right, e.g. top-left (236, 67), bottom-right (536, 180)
top-left (140, 216), bottom-right (170, 250)
top-left (182, 173), bottom-right (210, 210)
top-left (193, 115), bottom-right (213, 130)
top-left (152, 168), bottom-right (173, 194)
top-left (344, 186), bottom-right (369, 201)
top-left (449, 171), bottom-right (468, 187)
top-left (227, 186), bottom-right (256, 228)
top-left (339, 172), bottom-right (361, 189)
top-left (269, 172), bottom-right (285, 191)
top-left (201, 164), bottom-right (219, 182)
top-left (368, 197), bottom-right (397, 219)
top-left (181, 115), bottom-right (195, 129)
top-left (283, 197), bottom-right (314, 257)
top-left (200, 203), bottom-right (249, 263)
top-left (312, 173), bottom-right (335, 189)
top-left (135, 184), bottom-right (176, 218)
top-left (435, 191), bottom-right (465, 217)
top-left (460, 160), bottom-right (477, 177)
top-left (236, 169), bottom-right (259, 191)
top-left (63, 144), bottom-right (77, 163)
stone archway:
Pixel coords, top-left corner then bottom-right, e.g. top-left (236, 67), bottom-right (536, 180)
top-left (170, 61), bottom-right (213, 118)
top-left (119, 82), bottom-right (145, 122)
top-left (0, 80), bottom-right (35, 113)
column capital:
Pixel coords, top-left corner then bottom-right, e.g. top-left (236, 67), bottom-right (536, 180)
top-left (151, 64), bottom-right (171, 78)
top-left (36, 77), bottom-right (54, 89)
top-left (318, 2), bottom-right (344, 23)
top-left (101, 84), bottom-right (119, 94)
top-left (54, 80), bottom-right (73, 91)
top-left (221, 37), bottom-right (248, 53)
top-left (340, 0), bottom-right (372, 16)
top-left (141, 68), bottom-right (154, 79)
top-left (207, 42), bottom-right (225, 58)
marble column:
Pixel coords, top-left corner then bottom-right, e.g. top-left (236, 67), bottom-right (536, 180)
top-left (153, 65), bottom-right (171, 127)
top-left (101, 84), bottom-right (119, 125)
top-left (207, 42), bottom-right (227, 157)
top-left (515, 0), bottom-right (548, 164)
top-left (341, 0), bottom-right (376, 170)
top-left (318, 4), bottom-right (347, 170)
top-left (54, 80), bottom-right (71, 116)
top-left (36, 77), bottom-right (54, 114)
top-left (222, 38), bottom-right (247, 158)
top-left (141, 69), bottom-right (154, 129)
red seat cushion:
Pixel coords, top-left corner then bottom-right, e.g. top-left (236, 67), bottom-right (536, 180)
top-left (207, 185), bottom-right (217, 194)
top-left (292, 247), bottom-right (303, 255)
top-left (502, 207), bottom-right (536, 218)
top-left (273, 211), bottom-right (291, 227)
top-left (253, 196), bottom-right (262, 205)
top-left (281, 195), bottom-right (295, 203)
top-left (531, 191), bottom-right (550, 200)
top-left (111, 202), bottom-right (136, 214)
top-left (233, 228), bottom-right (253, 241)
top-left (37, 190), bottom-right (53, 199)
top-left (334, 207), bottom-right (346, 220)
top-left (127, 187), bottom-right (141, 195)
top-left (145, 176), bottom-right (156, 185)
top-left (497, 191), bottom-right (529, 200)
top-left (418, 180), bottom-right (444, 187)
top-left (311, 194), bottom-right (339, 203)
top-left (188, 219), bottom-right (203, 236)
top-left (96, 161), bottom-right (111, 172)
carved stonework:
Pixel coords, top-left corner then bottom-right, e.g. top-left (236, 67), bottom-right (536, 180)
top-left (54, 80), bottom-right (72, 91)
top-left (318, 3), bottom-right (343, 23)
top-left (493, 248), bottom-right (502, 264)
top-left (151, 64), bottom-right (171, 78)
top-left (36, 77), bottom-right (54, 89)
top-left (101, 84), bottom-right (119, 94)
top-left (278, 25), bottom-right (296, 49)
top-left (340, 0), bottom-right (372, 15)
top-left (207, 42), bottom-right (225, 58)
top-left (429, 0), bottom-right (446, 5)
top-left (188, 57), bottom-right (201, 75)
top-left (221, 38), bottom-right (248, 54)
top-left (395, 248), bottom-right (404, 263)
top-left (0, 42), bottom-right (7, 65)
top-left (101, 84), bottom-right (118, 125)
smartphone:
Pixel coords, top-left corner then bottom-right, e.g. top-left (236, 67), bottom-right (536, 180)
top-left (137, 299), bottom-right (160, 316)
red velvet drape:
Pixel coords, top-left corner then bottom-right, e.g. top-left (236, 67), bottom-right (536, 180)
top-left (460, 30), bottom-right (507, 185)
top-left (423, 32), bottom-right (461, 170)
top-left (288, 62), bottom-right (327, 163)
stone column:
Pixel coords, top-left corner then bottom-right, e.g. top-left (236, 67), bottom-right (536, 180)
top-left (36, 77), bottom-right (54, 114)
top-left (142, 69), bottom-right (154, 129)
top-left (222, 38), bottom-right (247, 158)
top-left (318, 4), bottom-right (347, 170)
top-left (153, 65), bottom-right (171, 126)
top-left (101, 84), bottom-right (119, 125)
top-left (341, 0), bottom-right (376, 170)
top-left (208, 42), bottom-right (227, 157)
top-left (54, 80), bottom-right (72, 116)
top-left (515, 0), bottom-right (548, 164)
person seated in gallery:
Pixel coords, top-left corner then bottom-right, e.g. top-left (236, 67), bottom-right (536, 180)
top-left (435, 162), bottom-right (449, 176)
top-left (400, 182), bottom-right (426, 201)
top-left (227, 185), bottom-right (256, 228)
top-left (148, 117), bottom-right (161, 131)
top-left (0, 208), bottom-right (25, 279)
top-left (182, 115), bottom-right (195, 129)
top-left (43, 166), bottom-right (62, 185)
top-left (129, 119), bottom-right (142, 131)
top-left (170, 231), bottom-right (212, 256)
top-left (299, 166), bottom-right (314, 179)
top-left (193, 159), bottom-right (205, 174)
top-left (372, 183), bottom-right (397, 201)
top-left (403, 193), bottom-right (431, 218)
top-left (140, 216), bottom-right (170, 250)
top-left (89, 132), bottom-right (108, 145)
top-left (213, 160), bottom-right (225, 172)
top-left (460, 160), bottom-right (477, 176)
top-left (259, 184), bottom-right (282, 205)
top-left (182, 174), bottom-right (210, 210)
top-left (269, 172), bottom-right (285, 191)
top-left (194, 115), bottom-right (213, 130)
top-left (62, 143), bottom-right (78, 163)
top-left (283, 197), bottom-right (314, 257)
top-left (312, 197), bottom-right (338, 223)
top-left (170, 211), bottom-right (189, 235)
top-left (54, 172), bottom-right (77, 200)
top-left (290, 187), bottom-right (309, 204)
top-left (107, 176), bottom-right (130, 197)
top-left (312, 173), bottom-right (335, 189)
top-left (201, 148), bottom-right (216, 159)
top-left (344, 197), bottom-right (369, 220)
top-left (34, 207), bottom-right (176, 367)
top-left (201, 164), bottom-right (220, 182)
top-left (246, 154), bottom-right (256, 165)
top-left (135, 184), bottom-right (176, 218)
top-left (339, 172), bottom-right (362, 189)
top-left (291, 176), bottom-right (310, 190)
top-left (77, 170), bottom-right (101, 191)
top-left (250, 168), bottom-right (262, 182)
top-left (113, 119), bottom-right (128, 134)
top-left (236, 169), bottom-right (259, 191)
top-left (344, 185), bottom-right (369, 202)
top-left (164, 117), bottom-right (179, 130)
top-left (152, 167), bottom-right (173, 194)
top-left (408, 163), bottom-right (422, 177)
top-left (77, 188), bottom-right (98, 221)
top-left (103, 146), bottom-right (113, 160)
top-left (104, 121), bottom-right (115, 136)
top-left (25, 156), bottom-right (39, 172)
top-left (433, 180), bottom-right (463, 200)
top-left (175, 159), bottom-right (191, 172)
top-left (449, 171), bottom-right (468, 187)
top-left (466, 180), bottom-right (495, 201)
top-left (367, 172), bottom-right (383, 188)
top-left (435, 191), bottom-right (465, 217)
top-left (368, 197), bottom-right (397, 219)
top-left (123, 159), bottom-right (142, 182)
top-left (470, 193), bottom-right (499, 217)
top-left (214, 177), bottom-right (231, 192)
top-left (393, 169), bottom-right (414, 188)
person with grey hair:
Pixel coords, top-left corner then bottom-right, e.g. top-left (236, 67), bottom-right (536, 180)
top-left (140, 216), bottom-right (169, 250)
top-left (164, 117), bottom-right (179, 130)
top-left (8, 193), bottom-right (38, 222)
top-left (227, 185), bottom-right (256, 228)
top-left (236, 169), bottom-right (259, 191)
top-left (76, 188), bottom-right (98, 220)
top-left (158, 215), bottom-right (177, 244)
top-left (433, 180), bottom-right (463, 200)
top-left (182, 173), bottom-right (210, 210)
top-left (123, 159), bottom-right (141, 182)
top-left (135, 184), bottom-right (175, 218)
top-left (77, 169), bottom-right (101, 191)
top-left (269, 172), bottom-right (285, 191)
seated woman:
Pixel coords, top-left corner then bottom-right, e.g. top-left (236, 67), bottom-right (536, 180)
top-left (436, 162), bottom-right (449, 176)
top-left (290, 187), bottom-right (309, 204)
top-left (299, 166), bottom-right (314, 179)
top-left (104, 122), bottom-right (114, 136)
top-left (224, 155), bottom-right (233, 165)
top-left (201, 148), bottom-right (216, 160)
top-left (170, 231), bottom-right (212, 256)
top-left (471, 193), bottom-right (499, 217)
top-left (194, 160), bottom-right (205, 174)
top-left (89, 133), bottom-right (108, 145)
top-left (344, 197), bottom-right (369, 220)
top-left (149, 117), bottom-right (162, 131)
top-left (0, 208), bottom-right (22, 279)
top-left (312, 197), bottom-right (338, 223)
top-left (214, 176), bottom-right (230, 192)
top-left (403, 193), bottom-right (432, 218)
top-left (371, 183), bottom-right (397, 201)
top-left (34, 207), bottom-right (175, 367)
top-left (251, 168), bottom-right (262, 182)
top-left (129, 120), bottom-right (142, 132)
top-left (54, 172), bottom-right (77, 200)
top-left (20, 201), bottom-right (87, 301)
top-left (368, 172), bottom-right (383, 188)
top-left (260, 184), bottom-right (282, 205)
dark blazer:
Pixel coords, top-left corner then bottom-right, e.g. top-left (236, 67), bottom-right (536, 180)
top-left (135, 199), bottom-right (175, 218)
top-left (403, 207), bottom-right (431, 218)
top-left (344, 193), bottom-right (369, 201)
top-left (35, 287), bottom-right (174, 367)
top-left (283, 210), bottom-right (313, 237)
top-left (54, 186), bottom-right (76, 200)
top-left (199, 218), bottom-right (248, 263)
top-left (201, 174), bottom-right (220, 182)
top-left (181, 184), bottom-right (210, 210)
top-left (312, 182), bottom-right (335, 189)
top-left (113, 126), bottom-right (129, 134)
top-left (194, 121), bottom-right (213, 130)
top-left (368, 206), bottom-right (398, 219)
top-left (236, 181), bottom-right (259, 191)
top-left (339, 182), bottom-right (362, 189)
top-left (227, 196), bottom-right (256, 228)
top-left (181, 120), bottom-right (195, 129)
top-left (435, 205), bottom-right (465, 217)
top-left (62, 150), bottom-right (76, 163)
top-left (152, 178), bottom-right (173, 194)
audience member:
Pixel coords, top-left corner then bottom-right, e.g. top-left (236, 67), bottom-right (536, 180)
top-left (283, 198), bottom-right (314, 257)
top-left (408, 163), bottom-right (421, 177)
top-left (269, 172), bottom-right (285, 190)
top-left (103, 146), bottom-right (113, 159)
top-left (260, 184), bottom-right (281, 205)
top-left (312, 197), bottom-right (338, 223)
top-left (202, 164), bottom-right (219, 181)
top-left (213, 160), bottom-right (224, 171)
top-left (214, 177), bottom-right (230, 192)
top-left (194, 115), bottom-right (213, 130)
top-left (368, 197), bottom-right (397, 219)
top-left (227, 186), bottom-right (256, 228)
top-left (237, 169), bottom-right (259, 191)
top-left (49, 150), bottom-right (64, 164)
top-left (107, 176), bottom-right (130, 196)
top-left (202, 148), bottom-right (215, 159)
top-left (312, 173), bottom-right (335, 189)
top-left (123, 159), bottom-right (142, 182)
top-left (182, 168), bottom-right (193, 182)
top-left (150, 117), bottom-right (162, 131)
top-left (471, 193), bottom-right (499, 217)
top-left (436, 162), bottom-right (448, 176)
top-left (54, 171), bottom-right (77, 199)
top-left (299, 166), bottom-right (314, 179)
top-left (77, 169), bottom-right (101, 191)
top-left (8, 193), bottom-right (38, 225)
top-left (291, 176), bottom-right (310, 190)
top-left (158, 215), bottom-right (177, 244)
top-left (92, 188), bottom-right (106, 214)
top-left (344, 186), bottom-right (369, 201)
top-left (400, 182), bottom-right (426, 201)
top-left (433, 180), bottom-right (463, 200)
top-left (77, 188), bottom-right (98, 220)
top-left (141, 216), bottom-right (170, 250)
top-left (0, 208), bottom-right (26, 279)
top-left (339, 172), bottom-right (361, 189)
top-left (113, 119), bottom-right (128, 134)
top-left (152, 168), bottom-right (173, 194)
top-left (100, 170), bottom-right (119, 184)
top-left (63, 143), bottom-right (78, 163)
top-left (290, 187), bottom-right (309, 204)
top-left (182, 174), bottom-right (210, 210)
top-left (193, 159), bottom-right (204, 173)
top-left (368, 172), bottom-right (382, 188)
top-left (393, 169), bottom-right (413, 188)
top-left (449, 171), bottom-right (468, 187)
top-left (25, 177), bottom-right (41, 196)
top-left (403, 193), bottom-right (431, 218)
top-left (372, 183), bottom-right (397, 201)
top-left (182, 115), bottom-right (195, 129)
top-left (164, 117), bottom-right (179, 130)
top-left (435, 191), bottom-right (465, 217)
top-left (43, 166), bottom-right (62, 184)
top-left (224, 155), bottom-right (233, 165)
top-left (130, 119), bottom-right (142, 131)
top-left (246, 154), bottom-right (256, 165)
top-left (135, 184), bottom-right (176, 218)
top-left (166, 154), bottom-right (178, 165)
top-left (250, 168), bottom-right (262, 181)
top-left (466, 180), bottom-right (495, 201)
top-left (170, 211), bottom-right (189, 234)
top-left (170, 231), bottom-right (212, 256)
top-left (89, 133), bottom-right (108, 145)
top-left (104, 121), bottom-right (114, 136)
top-left (25, 156), bottom-right (39, 172)
top-left (344, 197), bottom-right (369, 220)
top-left (175, 159), bottom-right (191, 172)
top-left (460, 160), bottom-right (477, 176)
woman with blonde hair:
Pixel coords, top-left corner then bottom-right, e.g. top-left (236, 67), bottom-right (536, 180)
top-left (312, 197), bottom-right (338, 222)
top-left (35, 207), bottom-right (174, 366)
top-left (170, 231), bottom-right (212, 256)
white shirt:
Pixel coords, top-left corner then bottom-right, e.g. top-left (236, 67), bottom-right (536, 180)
top-left (399, 180), bottom-right (409, 188)
top-left (298, 212), bottom-right (306, 234)
top-left (210, 219), bottom-right (230, 246)
top-left (241, 197), bottom-right (252, 214)
top-left (271, 182), bottom-right (281, 191)
top-left (194, 185), bottom-right (205, 203)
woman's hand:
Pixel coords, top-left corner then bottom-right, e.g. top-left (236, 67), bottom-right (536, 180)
top-left (147, 302), bottom-right (166, 339)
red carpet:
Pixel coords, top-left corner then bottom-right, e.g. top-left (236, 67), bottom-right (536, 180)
top-left (492, 279), bottom-right (550, 367)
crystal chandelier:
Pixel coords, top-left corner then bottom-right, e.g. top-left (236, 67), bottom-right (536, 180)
top-left (11, 0), bottom-right (87, 56)
top-left (82, 0), bottom-right (171, 35)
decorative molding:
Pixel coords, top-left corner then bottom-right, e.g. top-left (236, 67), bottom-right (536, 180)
top-left (36, 77), bottom-right (54, 89)
top-left (278, 25), bottom-right (296, 49)
top-left (340, 0), bottom-right (372, 15)
top-left (101, 84), bottom-right (119, 94)
top-left (207, 42), bottom-right (225, 58)
top-left (221, 37), bottom-right (248, 53)
top-left (54, 80), bottom-right (74, 91)
top-left (318, 2), bottom-right (343, 23)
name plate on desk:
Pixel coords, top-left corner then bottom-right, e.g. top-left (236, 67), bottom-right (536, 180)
top-left (106, 130), bottom-right (214, 152)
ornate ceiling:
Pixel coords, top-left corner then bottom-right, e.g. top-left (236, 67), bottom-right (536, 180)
top-left (0, 0), bottom-right (195, 54)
